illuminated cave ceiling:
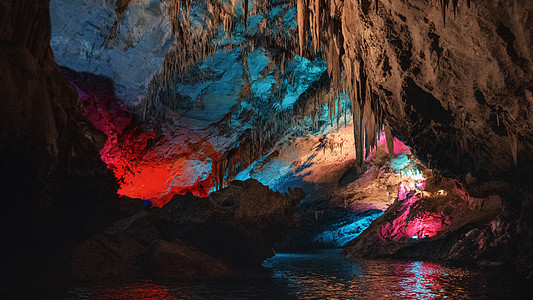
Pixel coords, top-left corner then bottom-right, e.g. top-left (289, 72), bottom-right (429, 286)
top-left (49, 0), bottom-right (533, 203)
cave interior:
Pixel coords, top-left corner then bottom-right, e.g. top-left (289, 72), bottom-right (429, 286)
top-left (1, 0), bottom-right (532, 297)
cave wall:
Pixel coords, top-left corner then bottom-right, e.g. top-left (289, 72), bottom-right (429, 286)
top-left (0, 0), bottom-right (119, 285)
top-left (50, 0), bottom-right (176, 102)
top-left (46, 0), bottom-right (533, 194)
top-left (341, 0), bottom-right (533, 185)
top-left (337, 0), bottom-right (533, 279)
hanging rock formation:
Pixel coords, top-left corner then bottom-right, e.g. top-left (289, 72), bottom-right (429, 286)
top-left (320, 0), bottom-right (532, 181)
top-left (50, 0), bottom-right (337, 204)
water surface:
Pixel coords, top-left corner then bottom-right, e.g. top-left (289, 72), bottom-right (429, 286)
top-left (64, 249), bottom-right (531, 299)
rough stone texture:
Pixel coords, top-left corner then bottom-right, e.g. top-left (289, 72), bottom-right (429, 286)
top-left (149, 239), bottom-right (231, 278)
top-left (344, 172), bottom-right (502, 259)
top-left (0, 0), bottom-right (120, 286)
top-left (342, 0), bottom-right (533, 182)
top-left (69, 223), bottom-right (231, 280)
top-left (159, 178), bottom-right (305, 267)
top-left (338, 0), bottom-right (533, 281)
top-left (266, 137), bottom-right (413, 250)
top-left (68, 179), bottom-right (304, 280)
top-left (4, 0), bottom-right (533, 287)
top-left (50, 1), bottom-right (330, 204)
top-left (50, 0), bottom-right (175, 102)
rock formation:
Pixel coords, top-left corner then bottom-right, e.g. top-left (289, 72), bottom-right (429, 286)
top-left (338, 0), bottom-right (533, 182)
top-left (68, 179), bottom-right (304, 280)
top-left (50, 0), bottom-right (333, 204)
top-left (333, 0), bottom-right (533, 281)
top-left (344, 171), bottom-right (503, 258)
top-left (0, 0), bottom-right (120, 286)
top-left (2, 0), bottom-right (533, 288)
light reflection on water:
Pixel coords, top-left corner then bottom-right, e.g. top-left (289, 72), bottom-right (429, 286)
top-left (64, 250), bottom-right (531, 299)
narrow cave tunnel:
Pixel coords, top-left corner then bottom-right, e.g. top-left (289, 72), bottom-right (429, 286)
top-left (1, 0), bottom-right (533, 298)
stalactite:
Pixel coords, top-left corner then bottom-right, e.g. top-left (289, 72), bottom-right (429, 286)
top-left (438, 0), bottom-right (469, 26)
top-left (153, 0), bottom-right (480, 188)
top-left (363, 82), bottom-right (377, 151)
top-left (440, 0), bottom-right (448, 26)
top-left (148, 0), bottom-right (479, 190)
top-left (242, 0), bottom-right (249, 29)
top-left (310, 0), bottom-right (321, 53)
top-left (281, 51), bottom-right (285, 75)
top-left (147, 0), bottom-right (247, 116)
top-left (353, 98), bottom-right (364, 171)
top-left (297, 0), bottom-right (308, 57)
top-left (384, 123), bottom-right (394, 155)
top-left (364, 129), bottom-right (371, 159)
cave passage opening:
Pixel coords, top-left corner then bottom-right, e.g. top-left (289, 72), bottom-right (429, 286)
top-left (5, 0), bottom-right (533, 296)
top-left (50, 0), bottom-right (471, 251)
top-left (38, 0), bottom-right (533, 290)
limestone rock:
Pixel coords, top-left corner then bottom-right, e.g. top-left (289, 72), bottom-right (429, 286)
top-left (149, 239), bottom-right (230, 278)
top-left (68, 179), bottom-right (304, 280)
top-left (340, 0), bottom-right (533, 182)
top-left (0, 0), bottom-right (120, 286)
top-left (161, 179), bottom-right (305, 267)
top-left (343, 174), bottom-right (504, 260)
top-left (50, 0), bottom-right (175, 102)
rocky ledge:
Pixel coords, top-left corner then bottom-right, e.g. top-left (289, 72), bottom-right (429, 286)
top-left (342, 170), bottom-right (531, 271)
top-left (68, 179), bottom-right (304, 280)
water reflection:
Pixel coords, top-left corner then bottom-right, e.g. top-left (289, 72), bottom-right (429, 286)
top-left (66, 282), bottom-right (187, 300)
top-left (63, 250), bottom-right (531, 299)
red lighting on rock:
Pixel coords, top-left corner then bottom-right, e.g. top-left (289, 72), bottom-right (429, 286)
top-left (66, 70), bottom-right (215, 207)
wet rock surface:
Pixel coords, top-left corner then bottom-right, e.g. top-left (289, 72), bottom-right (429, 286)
top-left (69, 179), bottom-right (304, 280)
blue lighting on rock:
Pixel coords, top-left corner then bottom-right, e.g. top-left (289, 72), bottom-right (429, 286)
top-left (391, 153), bottom-right (424, 180)
top-left (313, 210), bottom-right (384, 248)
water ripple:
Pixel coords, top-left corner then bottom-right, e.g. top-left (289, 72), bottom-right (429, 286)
top-left (63, 249), bottom-right (531, 299)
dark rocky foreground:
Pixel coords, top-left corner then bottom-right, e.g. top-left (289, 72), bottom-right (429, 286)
top-left (0, 1), bottom-right (300, 287)
top-left (69, 179), bottom-right (304, 280)
top-left (0, 0), bottom-right (121, 288)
